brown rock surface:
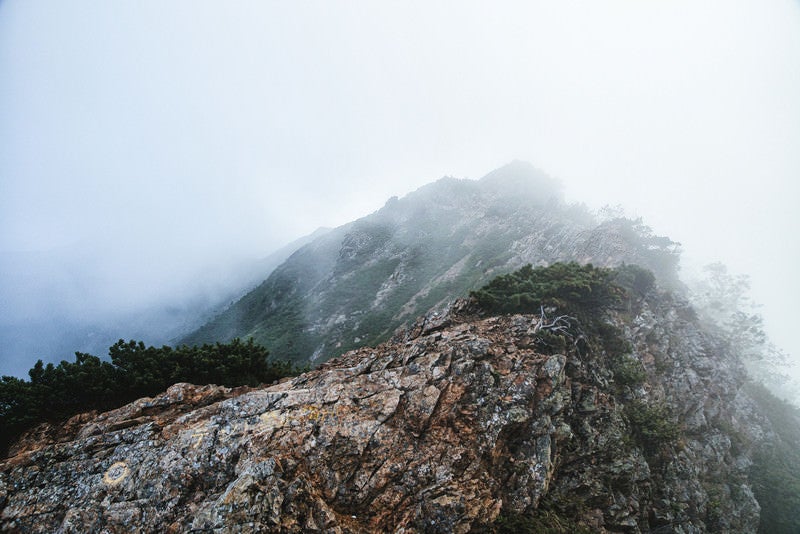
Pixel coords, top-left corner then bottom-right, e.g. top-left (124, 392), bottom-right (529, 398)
top-left (0, 298), bottom-right (768, 532)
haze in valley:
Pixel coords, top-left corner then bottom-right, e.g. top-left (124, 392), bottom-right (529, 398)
top-left (1, 1), bottom-right (798, 382)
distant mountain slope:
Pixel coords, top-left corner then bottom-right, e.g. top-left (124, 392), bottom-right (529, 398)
top-left (0, 228), bottom-right (329, 378)
top-left (183, 161), bottom-right (680, 365)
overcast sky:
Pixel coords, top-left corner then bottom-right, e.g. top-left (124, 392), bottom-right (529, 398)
top-left (1, 1), bottom-right (799, 375)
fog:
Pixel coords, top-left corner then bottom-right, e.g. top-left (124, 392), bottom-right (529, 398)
top-left (1, 1), bottom-right (798, 378)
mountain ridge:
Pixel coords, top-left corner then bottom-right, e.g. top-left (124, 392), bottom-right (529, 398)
top-left (184, 162), bottom-right (680, 366)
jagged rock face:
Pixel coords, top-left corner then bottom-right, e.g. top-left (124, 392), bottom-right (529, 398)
top-left (1, 309), bottom-right (565, 532)
top-left (0, 297), bottom-right (768, 533)
top-left (183, 161), bottom-right (680, 367)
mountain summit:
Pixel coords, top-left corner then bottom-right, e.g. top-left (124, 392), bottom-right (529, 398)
top-left (183, 162), bottom-right (679, 366)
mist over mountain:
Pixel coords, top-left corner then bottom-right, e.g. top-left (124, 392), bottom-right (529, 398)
top-left (184, 161), bottom-right (681, 366)
top-left (3, 0), bottom-right (798, 388)
top-left (0, 229), bottom-right (329, 378)
top-left (2, 1), bottom-right (798, 530)
top-left (5, 250), bottom-right (799, 532)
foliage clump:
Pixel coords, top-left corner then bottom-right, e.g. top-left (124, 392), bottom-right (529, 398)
top-left (611, 354), bottom-right (647, 387)
top-left (624, 400), bottom-right (679, 454)
top-left (470, 262), bottom-right (624, 319)
top-left (0, 338), bottom-right (302, 457)
top-left (470, 262), bottom-right (653, 359)
top-left (613, 263), bottom-right (656, 301)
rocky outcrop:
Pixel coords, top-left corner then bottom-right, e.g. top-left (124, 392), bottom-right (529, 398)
top-left (0, 293), bottom-right (774, 532)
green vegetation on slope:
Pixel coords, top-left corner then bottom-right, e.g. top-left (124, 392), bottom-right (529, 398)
top-left (0, 338), bottom-right (303, 457)
top-left (745, 382), bottom-right (800, 533)
top-left (470, 262), bottom-right (654, 357)
top-left (469, 262), bottom-right (625, 318)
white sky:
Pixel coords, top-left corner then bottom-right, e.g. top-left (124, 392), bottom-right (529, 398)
top-left (1, 1), bottom-right (799, 370)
